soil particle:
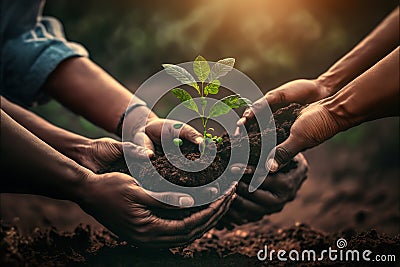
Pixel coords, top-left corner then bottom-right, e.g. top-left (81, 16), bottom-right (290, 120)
top-left (2, 222), bottom-right (398, 266)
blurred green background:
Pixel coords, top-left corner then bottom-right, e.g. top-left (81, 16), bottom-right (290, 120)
top-left (34, 0), bottom-right (398, 159)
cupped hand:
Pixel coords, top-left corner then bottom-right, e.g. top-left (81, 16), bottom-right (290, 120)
top-left (221, 154), bottom-right (308, 227)
top-left (78, 172), bottom-right (237, 247)
top-left (265, 102), bottom-right (343, 173)
top-left (236, 79), bottom-right (331, 133)
top-left (79, 137), bottom-right (151, 173)
top-left (125, 106), bottom-right (203, 155)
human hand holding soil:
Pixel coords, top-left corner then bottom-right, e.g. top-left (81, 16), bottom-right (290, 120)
top-left (79, 172), bottom-right (236, 247)
top-left (0, 97), bottom-right (151, 173)
top-left (236, 8), bottom-right (399, 172)
top-left (123, 105), bottom-right (204, 155)
top-left (235, 79), bottom-right (331, 130)
top-left (0, 109), bottom-right (236, 247)
top-left (267, 47), bottom-right (399, 172)
top-left (224, 154), bottom-right (307, 226)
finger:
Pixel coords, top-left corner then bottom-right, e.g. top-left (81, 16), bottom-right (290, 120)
top-left (264, 90), bottom-right (287, 111)
top-left (265, 135), bottom-right (303, 173)
top-left (179, 124), bottom-right (204, 145)
top-left (153, 184), bottom-right (236, 237)
top-left (230, 163), bottom-right (255, 175)
top-left (234, 108), bottom-right (254, 137)
top-left (223, 209), bottom-right (247, 225)
top-left (231, 194), bottom-right (266, 220)
top-left (236, 181), bottom-right (282, 207)
top-left (122, 142), bottom-right (153, 159)
top-left (199, 185), bottom-right (220, 199)
top-left (235, 97), bottom-right (269, 135)
top-left (132, 132), bottom-right (155, 156)
top-left (151, 192), bottom-right (237, 247)
top-left (138, 188), bottom-right (195, 208)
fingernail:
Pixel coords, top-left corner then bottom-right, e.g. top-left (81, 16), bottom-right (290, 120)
top-left (266, 159), bottom-right (279, 172)
top-left (179, 196), bottom-right (194, 207)
top-left (195, 137), bottom-right (204, 144)
top-left (209, 187), bottom-right (219, 197)
top-left (146, 149), bottom-right (154, 158)
top-left (230, 166), bottom-right (242, 174)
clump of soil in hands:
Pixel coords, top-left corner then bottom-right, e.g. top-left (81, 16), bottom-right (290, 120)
top-left (100, 103), bottom-right (304, 188)
top-left (100, 104), bottom-right (304, 220)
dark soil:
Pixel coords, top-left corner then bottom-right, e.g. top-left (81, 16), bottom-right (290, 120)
top-left (100, 103), bottom-right (303, 188)
top-left (2, 222), bottom-right (398, 267)
top-left (99, 104), bottom-right (303, 219)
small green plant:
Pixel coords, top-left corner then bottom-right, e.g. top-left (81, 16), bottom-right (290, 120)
top-left (162, 56), bottom-right (251, 152)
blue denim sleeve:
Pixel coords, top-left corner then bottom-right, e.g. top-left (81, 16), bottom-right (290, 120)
top-left (1, 16), bottom-right (89, 107)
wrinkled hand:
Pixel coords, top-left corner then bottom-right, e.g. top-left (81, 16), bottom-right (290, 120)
top-left (236, 79), bottom-right (331, 132)
top-left (79, 137), bottom-right (150, 173)
top-left (125, 106), bottom-right (203, 155)
top-left (78, 172), bottom-right (236, 247)
top-left (221, 154), bottom-right (308, 227)
top-left (266, 103), bottom-right (343, 172)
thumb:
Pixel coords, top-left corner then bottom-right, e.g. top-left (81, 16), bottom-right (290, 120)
top-left (122, 142), bottom-right (153, 159)
top-left (265, 135), bottom-right (303, 173)
top-left (180, 124), bottom-right (204, 145)
top-left (132, 132), bottom-right (155, 157)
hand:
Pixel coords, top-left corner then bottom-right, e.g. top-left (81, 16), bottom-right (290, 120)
top-left (79, 137), bottom-right (151, 173)
top-left (221, 154), bottom-right (308, 227)
top-left (236, 79), bottom-right (331, 133)
top-left (266, 102), bottom-right (342, 172)
top-left (125, 106), bottom-right (203, 155)
top-left (78, 172), bottom-right (237, 247)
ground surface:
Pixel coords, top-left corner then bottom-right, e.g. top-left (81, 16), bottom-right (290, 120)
top-left (1, 116), bottom-right (399, 266)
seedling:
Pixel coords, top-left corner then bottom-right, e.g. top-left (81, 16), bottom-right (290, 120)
top-left (162, 56), bottom-right (251, 153)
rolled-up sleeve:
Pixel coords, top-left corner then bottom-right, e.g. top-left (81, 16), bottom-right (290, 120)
top-left (1, 16), bottom-right (88, 107)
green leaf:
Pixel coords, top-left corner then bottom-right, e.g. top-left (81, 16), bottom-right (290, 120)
top-left (208, 127), bottom-right (215, 131)
top-left (162, 64), bottom-right (200, 94)
top-left (173, 123), bottom-right (183, 129)
top-left (171, 88), bottom-right (199, 112)
top-left (204, 80), bottom-right (220, 95)
top-left (208, 101), bottom-right (231, 118)
top-left (173, 138), bottom-right (183, 147)
top-left (193, 55), bottom-right (210, 82)
top-left (208, 94), bottom-right (252, 118)
top-left (209, 58), bottom-right (235, 81)
top-left (205, 133), bottom-right (212, 138)
top-left (216, 137), bottom-right (223, 143)
top-left (237, 97), bottom-right (252, 107)
top-left (221, 94), bottom-right (252, 109)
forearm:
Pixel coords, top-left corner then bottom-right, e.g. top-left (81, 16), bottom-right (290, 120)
top-left (321, 47), bottom-right (399, 130)
top-left (1, 97), bottom-right (92, 165)
top-left (318, 8), bottom-right (399, 94)
top-left (0, 109), bottom-right (90, 202)
top-left (42, 57), bottom-right (138, 134)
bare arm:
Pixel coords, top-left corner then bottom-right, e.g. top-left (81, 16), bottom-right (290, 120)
top-left (318, 7), bottom-right (399, 94)
top-left (0, 108), bottom-right (89, 200)
top-left (267, 47), bottom-right (399, 172)
top-left (42, 57), bottom-right (203, 152)
top-left (0, 109), bottom-right (236, 247)
top-left (238, 8), bottom-right (399, 125)
top-left (0, 96), bottom-right (149, 172)
top-left (42, 57), bottom-right (137, 133)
